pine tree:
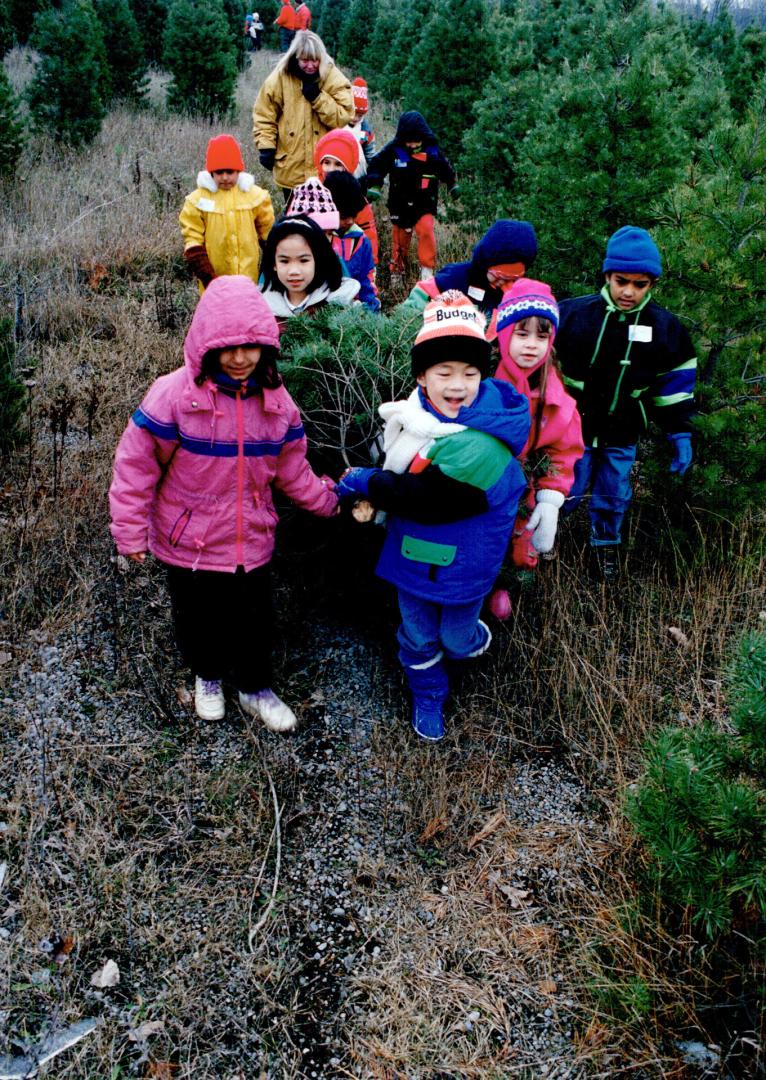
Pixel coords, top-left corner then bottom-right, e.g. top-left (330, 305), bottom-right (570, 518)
top-left (363, 0), bottom-right (404, 81)
top-left (133, 0), bottom-right (168, 63)
top-left (399, 0), bottom-right (496, 152)
top-left (316, 0), bottom-right (350, 58)
top-left (163, 0), bottom-right (237, 120)
top-left (27, 0), bottom-right (108, 146)
top-left (512, 0), bottom-right (729, 293)
top-left (0, 64), bottom-right (23, 177)
top-left (378, 0), bottom-right (428, 99)
top-left (9, 0), bottom-right (46, 44)
top-left (94, 0), bottom-right (148, 104)
top-left (336, 0), bottom-right (376, 71)
top-left (0, 0), bottom-right (13, 55)
top-left (651, 91), bottom-right (766, 519)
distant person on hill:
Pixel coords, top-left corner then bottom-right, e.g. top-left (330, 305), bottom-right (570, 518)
top-left (313, 127), bottom-right (379, 261)
top-left (323, 171), bottom-right (380, 312)
top-left (274, 0), bottom-right (298, 51)
top-left (402, 219), bottom-right (538, 341)
top-left (179, 134), bottom-right (274, 293)
top-left (365, 111), bottom-right (458, 282)
top-left (260, 214), bottom-right (359, 328)
top-left (335, 291), bottom-right (530, 741)
top-left (295, 0), bottom-right (312, 30)
top-left (109, 276), bottom-right (338, 729)
top-left (489, 278), bottom-right (584, 619)
top-left (349, 77), bottom-right (375, 165)
top-left (556, 226), bottom-right (697, 582)
top-left (253, 30), bottom-right (354, 198)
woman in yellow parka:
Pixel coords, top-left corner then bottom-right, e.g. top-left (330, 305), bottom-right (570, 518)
top-left (179, 134), bottom-right (275, 293)
top-left (252, 30), bottom-right (353, 198)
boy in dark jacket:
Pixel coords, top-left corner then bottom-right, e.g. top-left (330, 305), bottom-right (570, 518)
top-left (336, 291), bottom-right (530, 741)
top-left (366, 111), bottom-right (458, 280)
top-left (556, 226), bottom-right (696, 580)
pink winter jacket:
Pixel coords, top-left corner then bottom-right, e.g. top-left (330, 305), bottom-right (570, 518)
top-left (109, 276), bottom-right (338, 571)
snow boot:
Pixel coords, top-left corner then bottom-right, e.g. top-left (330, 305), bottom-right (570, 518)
top-left (411, 692), bottom-right (445, 741)
top-left (238, 688), bottom-right (297, 732)
top-left (593, 544), bottom-right (620, 584)
top-left (194, 677), bottom-right (225, 721)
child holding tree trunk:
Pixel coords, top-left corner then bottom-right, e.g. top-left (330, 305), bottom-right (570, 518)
top-left (336, 291), bottom-right (530, 741)
top-left (109, 276), bottom-right (338, 729)
top-left (179, 134), bottom-right (274, 293)
top-left (489, 279), bottom-right (584, 619)
top-left (365, 111), bottom-right (458, 281)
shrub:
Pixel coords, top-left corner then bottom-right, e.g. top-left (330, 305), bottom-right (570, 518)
top-left (163, 0), bottom-right (237, 120)
top-left (26, 0), bottom-right (108, 146)
top-left (627, 627), bottom-right (766, 939)
top-left (93, 0), bottom-right (148, 104)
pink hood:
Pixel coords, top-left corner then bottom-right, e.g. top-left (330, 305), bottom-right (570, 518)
top-left (183, 275), bottom-right (281, 382)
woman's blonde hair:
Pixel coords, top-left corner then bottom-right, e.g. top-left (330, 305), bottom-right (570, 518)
top-left (276, 30), bottom-right (332, 78)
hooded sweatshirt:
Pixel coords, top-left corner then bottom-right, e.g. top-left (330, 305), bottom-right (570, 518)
top-left (365, 111), bottom-right (456, 228)
top-left (372, 378), bottom-right (530, 604)
top-left (109, 276), bottom-right (337, 571)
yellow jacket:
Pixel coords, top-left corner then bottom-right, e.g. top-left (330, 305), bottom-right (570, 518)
top-left (179, 172), bottom-right (275, 289)
top-left (252, 63), bottom-right (353, 191)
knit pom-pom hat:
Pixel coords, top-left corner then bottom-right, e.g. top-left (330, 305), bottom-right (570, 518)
top-left (471, 220), bottom-right (538, 274)
top-left (352, 77), bottom-right (368, 112)
top-left (287, 178), bottom-right (340, 231)
top-left (205, 134), bottom-right (245, 173)
top-left (496, 278), bottom-right (559, 375)
top-left (410, 290), bottom-right (491, 377)
top-left (313, 129), bottom-right (361, 177)
top-left (602, 226), bottom-right (662, 278)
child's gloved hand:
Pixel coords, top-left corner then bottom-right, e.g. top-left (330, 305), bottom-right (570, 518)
top-left (259, 148), bottom-right (276, 171)
top-left (668, 432), bottom-right (693, 475)
top-left (336, 467), bottom-right (378, 500)
top-left (366, 186), bottom-right (382, 202)
top-left (525, 489), bottom-right (565, 553)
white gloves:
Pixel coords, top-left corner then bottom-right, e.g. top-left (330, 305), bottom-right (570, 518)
top-left (525, 489), bottom-right (565, 553)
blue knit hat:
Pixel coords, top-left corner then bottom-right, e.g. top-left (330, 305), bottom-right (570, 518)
top-left (472, 220), bottom-right (538, 273)
top-left (602, 226), bottom-right (662, 278)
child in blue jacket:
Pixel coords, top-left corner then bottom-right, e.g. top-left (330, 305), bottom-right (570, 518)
top-left (323, 170), bottom-right (380, 312)
top-left (337, 291), bottom-right (530, 741)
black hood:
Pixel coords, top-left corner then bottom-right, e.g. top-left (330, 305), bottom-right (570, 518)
top-left (394, 111), bottom-right (437, 145)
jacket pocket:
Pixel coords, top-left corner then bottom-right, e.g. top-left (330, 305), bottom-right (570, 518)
top-left (168, 508), bottom-right (192, 547)
top-left (401, 535), bottom-right (456, 566)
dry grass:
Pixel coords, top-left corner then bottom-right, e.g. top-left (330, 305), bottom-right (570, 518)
top-left (1, 55), bottom-right (764, 1079)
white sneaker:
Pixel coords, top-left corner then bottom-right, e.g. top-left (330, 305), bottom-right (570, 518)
top-left (194, 677), bottom-right (225, 721)
top-left (238, 688), bottom-right (297, 732)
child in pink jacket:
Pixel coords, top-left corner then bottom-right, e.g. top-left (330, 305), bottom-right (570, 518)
top-left (490, 279), bottom-right (584, 618)
top-left (109, 275), bottom-right (338, 729)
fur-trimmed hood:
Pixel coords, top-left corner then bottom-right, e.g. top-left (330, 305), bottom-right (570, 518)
top-left (196, 170), bottom-right (256, 193)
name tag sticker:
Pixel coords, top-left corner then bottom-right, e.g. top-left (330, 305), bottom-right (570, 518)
top-left (467, 286), bottom-right (485, 301)
top-left (629, 324), bottom-right (652, 343)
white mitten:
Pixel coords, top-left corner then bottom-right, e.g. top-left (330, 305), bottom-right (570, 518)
top-left (525, 489), bottom-right (565, 553)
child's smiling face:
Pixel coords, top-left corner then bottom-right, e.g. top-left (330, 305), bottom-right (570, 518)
top-left (219, 345), bottom-right (262, 381)
top-left (506, 317), bottom-right (552, 370)
top-left (275, 234), bottom-right (316, 302)
top-left (417, 361), bottom-right (482, 418)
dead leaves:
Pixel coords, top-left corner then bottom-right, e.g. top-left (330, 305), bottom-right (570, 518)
top-left (90, 958), bottom-right (120, 988)
top-left (487, 872), bottom-right (531, 910)
top-left (418, 814), bottom-right (449, 843)
top-left (666, 626), bottom-right (690, 651)
top-left (129, 1021), bottom-right (165, 1042)
top-left (467, 810), bottom-right (507, 850)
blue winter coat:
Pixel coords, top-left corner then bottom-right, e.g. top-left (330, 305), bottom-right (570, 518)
top-left (373, 379), bottom-right (530, 605)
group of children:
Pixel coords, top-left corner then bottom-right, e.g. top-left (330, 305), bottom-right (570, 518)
top-left (114, 82), bottom-right (696, 742)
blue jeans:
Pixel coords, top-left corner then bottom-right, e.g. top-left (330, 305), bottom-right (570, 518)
top-left (397, 589), bottom-right (489, 700)
top-left (566, 444), bottom-right (638, 546)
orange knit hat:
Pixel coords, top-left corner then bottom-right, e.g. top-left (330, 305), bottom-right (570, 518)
top-left (352, 77), bottom-right (368, 113)
top-left (313, 129), bottom-right (360, 177)
top-left (206, 134), bottom-right (245, 173)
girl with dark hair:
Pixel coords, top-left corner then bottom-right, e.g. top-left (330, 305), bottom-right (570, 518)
top-left (109, 276), bottom-right (338, 729)
top-left (260, 214), bottom-right (359, 324)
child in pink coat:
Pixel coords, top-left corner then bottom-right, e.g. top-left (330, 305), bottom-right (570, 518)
top-left (490, 278), bottom-right (584, 618)
top-left (109, 276), bottom-right (338, 728)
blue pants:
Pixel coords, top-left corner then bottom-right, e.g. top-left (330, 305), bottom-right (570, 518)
top-left (397, 589), bottom-right (490, 701)
top-left (566, 444), bottom-right (637, 546)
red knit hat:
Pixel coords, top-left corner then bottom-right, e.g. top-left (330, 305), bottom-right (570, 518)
top-left (410, 291), bottom-right (491, 376)
top-left (313, 129), bottom-right (360, 177)
top-left (206, 134), bottom-right (245, 173)
top-left (352, 77), bottom-right (368, 113)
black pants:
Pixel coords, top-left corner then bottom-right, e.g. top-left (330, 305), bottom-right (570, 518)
top-left (165, 563), bottom-right (273, 693)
